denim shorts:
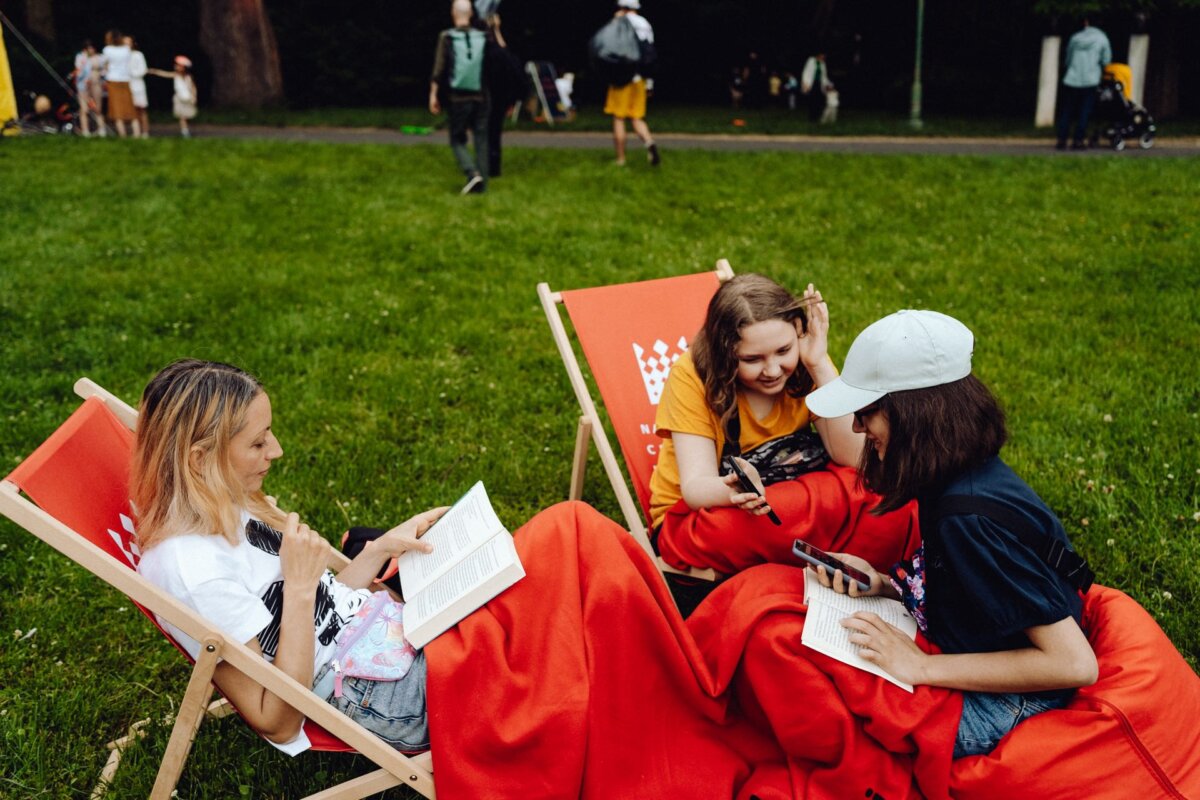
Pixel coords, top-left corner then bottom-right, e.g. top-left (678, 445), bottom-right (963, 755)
top-left (954, 690), bottom-right (1069, 759)
top-left (326, 651), bottom-right (430, 751)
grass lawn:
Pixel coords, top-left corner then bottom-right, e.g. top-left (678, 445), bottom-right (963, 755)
top-left (0, 135), bottom-right (1197, 798)
top-left (189, 103), bottom-right (1200, 139)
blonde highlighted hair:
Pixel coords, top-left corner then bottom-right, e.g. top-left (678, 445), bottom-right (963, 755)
top-left (131, 359), bottom-right (287, 551)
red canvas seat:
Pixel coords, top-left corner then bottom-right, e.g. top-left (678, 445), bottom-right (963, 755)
top-left (950, 584), bottom-right (1200, 798)
top-left (538, 260), bottom-right (734, 584)
top-left (0, 383), bottom-right (432, 799)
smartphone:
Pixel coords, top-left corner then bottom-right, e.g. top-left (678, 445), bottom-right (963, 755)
top-left (792, 538), bottom-right (872, 592)
top-left (729, 457), bottom-right (782, 526)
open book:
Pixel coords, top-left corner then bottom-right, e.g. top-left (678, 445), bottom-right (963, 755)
top-left (802, 571), bottom-right (919, 692)
top-left (397, 482), bottom-right (525, 649)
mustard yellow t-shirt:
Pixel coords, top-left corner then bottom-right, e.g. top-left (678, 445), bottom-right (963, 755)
top-left (648, 351), bottom-right (813, 529)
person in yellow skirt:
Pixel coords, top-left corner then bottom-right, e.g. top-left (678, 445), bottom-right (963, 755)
top-left (604, 0), bottom-right (660, 167)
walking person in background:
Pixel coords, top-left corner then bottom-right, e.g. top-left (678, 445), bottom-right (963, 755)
top-left (783, 72), bottom-right (799, 111)
top-left (126, 35), bottom-right (150, 138)
top-left (1056, 16), bottom-right (1111, 150)
top-left (148, 56), bottom-right (198, 137)
top-left (800, 51), bottom-right (833, 123)
top-left (604, 0), bottom-right (659, 167)
top-left (101, 30), bottom-right (137, 138)
top-left (430, 0), bottom-right (490, 195)
top-left (480, 13), bottom-right (523, 179)
top-left (71, 40), bottom-right (104, 137)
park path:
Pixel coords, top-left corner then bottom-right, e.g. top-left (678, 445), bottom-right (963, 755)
top-left (194, 123), bottom-right (1200, 157)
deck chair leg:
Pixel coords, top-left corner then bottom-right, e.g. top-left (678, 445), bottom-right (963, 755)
top-left (569, 416), bottom-right (592, 501)
top-left (91, 719), bottom-right (152, 800)
top-left (150, 637), bottom-right (223, 800)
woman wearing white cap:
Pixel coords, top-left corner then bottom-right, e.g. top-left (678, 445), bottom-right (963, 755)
top-left (803, 309), bottom-right (1098, 758)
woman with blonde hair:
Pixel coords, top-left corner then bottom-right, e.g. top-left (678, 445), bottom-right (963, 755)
top-left (134, 359), bottom-right (438, 751)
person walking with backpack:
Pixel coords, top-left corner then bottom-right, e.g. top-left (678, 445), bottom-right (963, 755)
top-left (430, 0), bottom-right (489, 194)
top-left (603, 0), bottom-right (659, 167)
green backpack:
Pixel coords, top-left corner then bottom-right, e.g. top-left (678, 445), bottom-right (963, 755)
top-left (448, 29), bottom-right (487, 92)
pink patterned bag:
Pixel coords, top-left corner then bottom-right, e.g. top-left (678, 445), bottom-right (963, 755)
top-left (331, 590), bottom-right (418, 698)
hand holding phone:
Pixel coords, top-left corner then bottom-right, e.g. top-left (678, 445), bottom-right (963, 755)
top-left (792, 538), bottom-right (872, 592)
top-left (729, 457), bottom-right (782, 526)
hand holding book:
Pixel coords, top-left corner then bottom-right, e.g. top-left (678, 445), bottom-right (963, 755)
top-left (838, 607), bottom-right (929, 690)
top-left (375, 506), bottom-right (447, 557)
top-left (800, 552), bottom-right (918, 691)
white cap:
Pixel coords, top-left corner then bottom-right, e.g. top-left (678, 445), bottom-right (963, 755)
top-left (617, 0), bottom-right (641, 8)
top-left (806, 310), bottom-right (974, 418)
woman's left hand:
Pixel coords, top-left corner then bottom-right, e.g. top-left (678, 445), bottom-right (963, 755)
top-left (796, 284), bottom-right (832, 376)
top-left (377, 507), bottom-right (449, 557)
top-left (840, 611), bottom-right (928, 686)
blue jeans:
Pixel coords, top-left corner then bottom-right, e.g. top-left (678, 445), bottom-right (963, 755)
top-left (326, 651), bottom-right (430, 751)
top-left (954, 690), bottom-right (1069, 759)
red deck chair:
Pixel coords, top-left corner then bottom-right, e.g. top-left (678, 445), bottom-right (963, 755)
top-left (538, 259), bottom-right (735, 586)
top-left (0, 379), bottom-right (434, 800)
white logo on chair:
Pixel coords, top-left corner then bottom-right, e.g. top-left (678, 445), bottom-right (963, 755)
top-left (633, 336), bottom-right (689, 405)
top-left (107, 512), bottom-right (141, 567)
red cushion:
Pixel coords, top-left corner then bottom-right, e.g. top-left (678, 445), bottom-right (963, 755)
top-left (950, 585), bottom-right (1200, 799)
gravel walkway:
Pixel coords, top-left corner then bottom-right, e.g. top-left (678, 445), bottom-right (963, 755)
top-left (193, 124), bottom-right (1200, 158)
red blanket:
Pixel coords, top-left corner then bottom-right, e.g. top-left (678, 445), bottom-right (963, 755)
top-left (425, 501), bottom-right (784, 799)
top-left (425, 502), bottom-right (1200, 799)
top-left (689, 563), bottom-right (962, 800)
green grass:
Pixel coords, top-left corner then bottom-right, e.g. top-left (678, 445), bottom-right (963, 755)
top-left (187, 103), bottom-right (1200, 139)
top-left (1, 135), bottom-right (1197, 798)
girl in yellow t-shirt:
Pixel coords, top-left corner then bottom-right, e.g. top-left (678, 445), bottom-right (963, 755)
top-left (650, 274), bottom-right (919, 577)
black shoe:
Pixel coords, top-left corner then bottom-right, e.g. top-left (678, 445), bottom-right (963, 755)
top-left (461, 174), bottom-right (484, 195)
top-left (647, 143), bottom-right (661, 166)
top-left (1070, 140), bottom-right (1087, 150)
top-left (1055, 140), bottom-right (1067, 151)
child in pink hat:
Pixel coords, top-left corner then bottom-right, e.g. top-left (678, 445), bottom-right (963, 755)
top-left (148, 55), bottom-right (198, 137)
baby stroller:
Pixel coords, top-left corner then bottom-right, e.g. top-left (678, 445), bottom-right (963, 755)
top-left (1088, 63), bottom-right (1155, 151)
top-left (1, 90), bottom-right (78, 135)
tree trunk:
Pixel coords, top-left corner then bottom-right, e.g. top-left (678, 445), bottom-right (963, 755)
top-left (24, 0), bottom-right (55, 44)
top-left (1144, 16), bottom-right (1180, 119)
top-left (198, 0), bottom-right (284, 109)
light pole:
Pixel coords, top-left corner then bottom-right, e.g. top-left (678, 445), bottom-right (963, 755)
top-left (909, 0), bottom-right (925, 129)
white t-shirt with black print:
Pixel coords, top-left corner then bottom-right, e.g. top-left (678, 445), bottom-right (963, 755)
top-left (138, 510), bottom-right (369, 754)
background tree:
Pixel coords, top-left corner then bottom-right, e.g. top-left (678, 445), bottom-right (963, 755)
top-left (24, 0), bottom-right (54, 43)
top-left (198, 0), bottom-right (283, 108)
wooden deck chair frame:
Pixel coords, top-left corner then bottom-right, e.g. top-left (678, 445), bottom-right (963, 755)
top-left (538, 259), bottom-right (735, 586)
top-left (0, 379), bottom-right (436, 800)
top-left (523, 61), bottom-right (567, 126)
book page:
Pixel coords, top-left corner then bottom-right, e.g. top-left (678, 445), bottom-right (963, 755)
top-left (801, 572), bottom-right (919, 692)
top-left (397, 481), bottom-right (505, 597)
top-left (403, 532), bottom-right (525, 649)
